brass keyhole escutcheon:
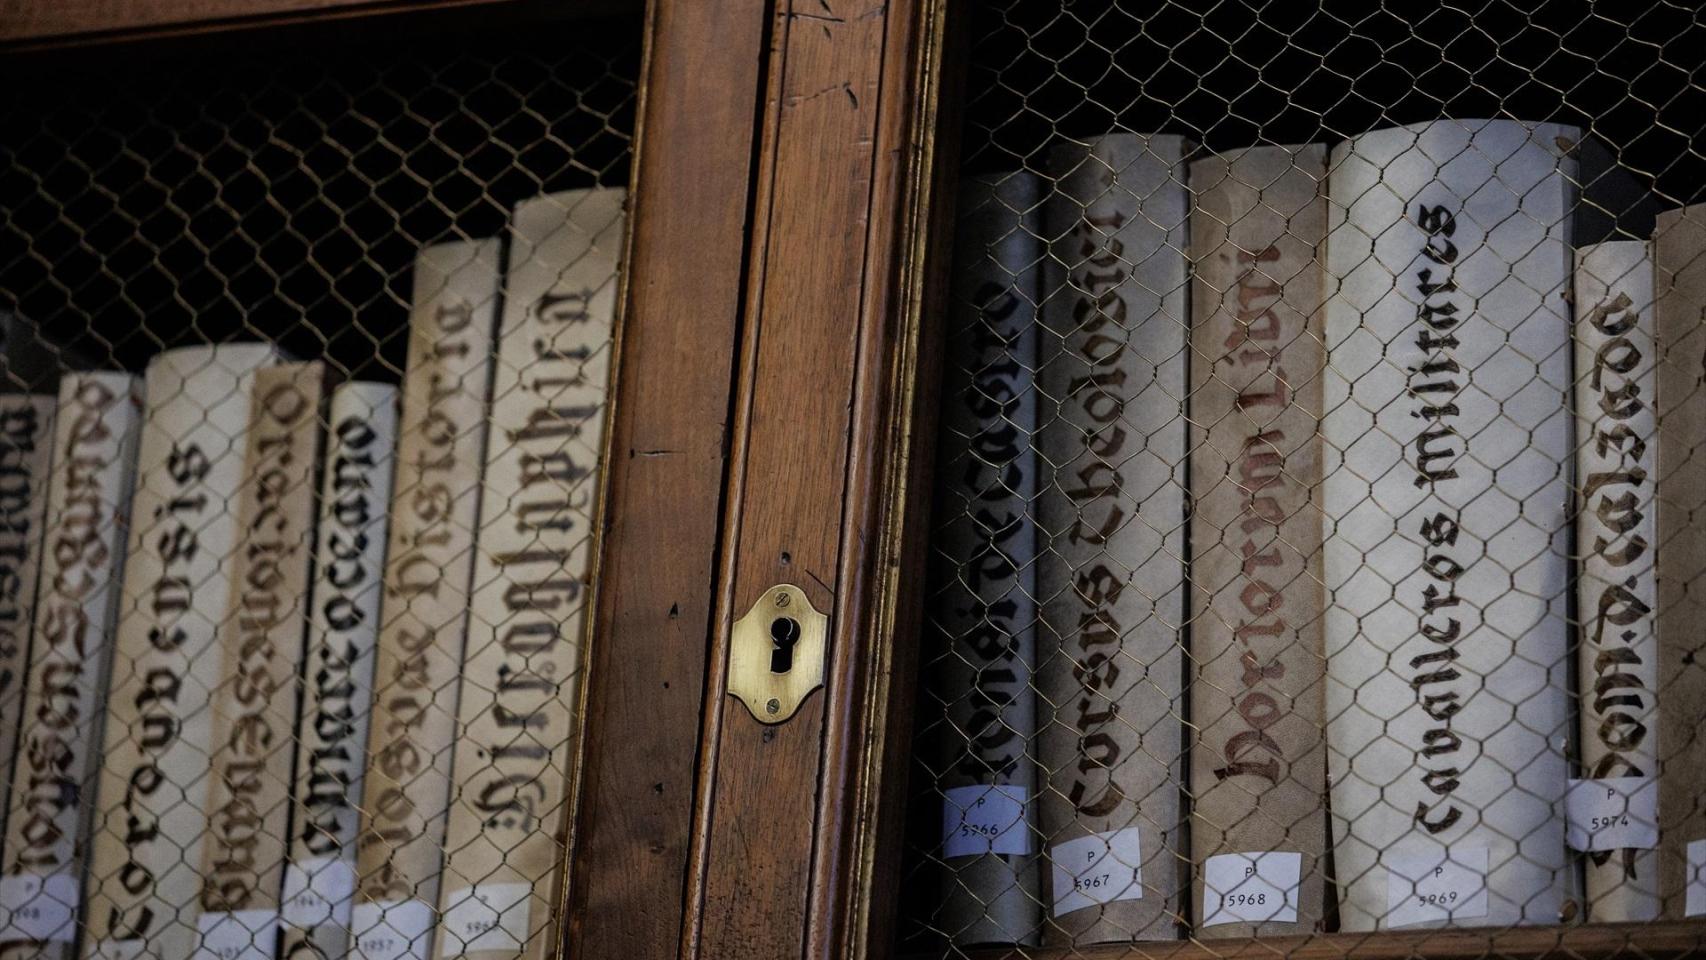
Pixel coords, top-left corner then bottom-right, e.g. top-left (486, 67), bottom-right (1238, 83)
top-left (728, 584), bottom-right (827, 724)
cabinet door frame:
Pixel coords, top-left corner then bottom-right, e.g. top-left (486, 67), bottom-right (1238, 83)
top-left (639, 0), bottom-right (964, 958)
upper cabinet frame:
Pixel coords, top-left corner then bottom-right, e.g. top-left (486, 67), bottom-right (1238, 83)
top-left (0, 0), bottom-right (632, 47)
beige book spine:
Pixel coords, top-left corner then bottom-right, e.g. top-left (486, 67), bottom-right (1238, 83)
top-left (1185, 144), bottom-right (1329, 938)
top-left (351, 239), bottom-right (500, 960)
top-left (1573, 240), bottom-right (1661, 921)
top-left (0, 374), bottom-right (140, 959)
top-left (82, 342), bottom-right (280, 960)
top-left (279, 382), bottom-right (398, 960)
top-left (1037, 132), bottom-right (1191, 944)
top-left (435, 188), bottom-right (623, 960)
top-left (1652, 206), bottom-right (1706, 919)
top-left (0, 394), bottom-right (57, 848)
top-left (191, 364), bottom-right (325, 960)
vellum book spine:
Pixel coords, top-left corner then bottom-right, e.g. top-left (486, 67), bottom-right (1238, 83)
top-left (279, 382), bottom-right (399, 960)
top-left (1652, 205), bottom-right (1706, 919)
top-left (1322, 120), bottom-right (1578, 931)
top-left (0, 373), bottom-right (140, 957)
top-left (931, 171), bottom-right (1043, 947)
top-left (1573, 240), bottom-right (1661, 922)
top-left (1185, 144), bottom-right (1329, 937)
top-left (351, 239), bottom-right (499, 960)
top-left (192, 363), bottom-right (326, 960)
top-left (0, 394), bottom-right (57, 848)
top-left (1037, 132), bottom-right (1191, 944)
top-left (435, 188), bottom-right (624, 960)
top-left (82, 342), bottom-right (281, 960)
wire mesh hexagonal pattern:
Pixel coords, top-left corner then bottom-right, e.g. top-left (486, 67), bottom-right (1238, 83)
top-left (0, 17), bottom-right (636, 960)
top-left (903, 1), bottom-right (1706, 955)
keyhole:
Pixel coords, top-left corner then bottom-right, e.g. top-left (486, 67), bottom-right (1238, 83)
top-left (769, 616), bottom-right (801, 673)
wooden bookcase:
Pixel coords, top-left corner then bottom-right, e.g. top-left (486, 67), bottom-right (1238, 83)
top-left (3, 2), bottom-right (1704, 960)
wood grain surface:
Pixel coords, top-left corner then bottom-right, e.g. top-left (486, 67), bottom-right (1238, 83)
top-left (684, 0), bottom-right (891, 956)
top-left (805, 0), bottom-right (962, 956)
top-left (562, 0), bottom-right (767, 959)
top-left (676, 0), bottom-right (966, 958)
top-left (0, 0), bottom-right (630, 45)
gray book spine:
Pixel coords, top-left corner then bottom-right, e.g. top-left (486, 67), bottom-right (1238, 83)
top-left (1037, 132), bottom-right (1191, 944)
top-left (931, 171), bottom-right (1043, 947)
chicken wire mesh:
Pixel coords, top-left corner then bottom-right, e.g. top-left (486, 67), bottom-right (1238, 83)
top-left (0, 14), bottom-right (636, 960)
top-left (904, 0), bottom-right (1706, 954)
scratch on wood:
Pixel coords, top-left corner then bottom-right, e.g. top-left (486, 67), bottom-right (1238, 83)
top-left (805, 567), bottom-right (833, 596)
top-left (786, 81), bottom-right (857, 108)
top-left (633, 448), bottom-right (678, 458)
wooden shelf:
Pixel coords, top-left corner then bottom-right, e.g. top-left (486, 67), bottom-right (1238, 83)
top-left (951, 922), bottom-right (1706, 960)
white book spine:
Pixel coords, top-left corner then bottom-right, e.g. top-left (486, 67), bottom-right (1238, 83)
top-left (0, 374), bottom-right (140, 956)
top-left (351, 240), bottom-right (500, 960)
top-left (436, 188), bottom-right (623, 960)
top-left (1572, 240), bottom-right (1661, 921)
top-left (1037, 132), bottom-right (1190, 944)
top-left (82, 342), bottom-right (280, 960)
top-left (1322, 120), bottom-right (1578, 930)
top-left (193, 363), bottom-right (325, 960)
top-left (931, 172), bottom-right (1042, 947)
top-left (0, 394), bottom-right (57, 847)
top-left (280, 382), bottom-right (398, 960)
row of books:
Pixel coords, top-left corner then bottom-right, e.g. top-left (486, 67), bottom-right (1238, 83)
top-left (0, 185), bottom-right (625, 960)
top-left (930, 119), bottom-right (1705, 944)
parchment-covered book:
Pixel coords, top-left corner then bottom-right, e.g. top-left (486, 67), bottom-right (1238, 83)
top-left (1321, 119), bottom-right (1578, 931)
top-left (1036, 131), bottom-right (1191, 944)
top-left (1186, 144), bottom-right (1329, 937)
top-left (1652, 204), bottom-right (1706, 920)
top-left (929, 171), bottom-right (1043, 947)
top-left (1573, 240), bottom-right (1661, 922)
top-left (0, 373), bottom-right (140, 957)
top-left (279, 382), bottom-right (399, 960)
top-left (434, 187), bottom-right (623, 960)
top-left (0, 394), bottom-right (56, 850)
top-left (82, 342), bottom-right (281, 960)
top-left (351, 239), bottom-right (500, 960)
top-left (191, 363), bottom-right (325, 960)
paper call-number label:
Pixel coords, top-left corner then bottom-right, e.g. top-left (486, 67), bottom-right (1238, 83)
top-left (281, 858), bottom-right (357, 930)
top-left (92, 940), bottom-right (148, 960)
top-left (1384, 846), bottom-right (1489, 929)
top-left (1201, 851), bottom-right (1302, 927)
top-left (352, 899), bottom-right (435, 960)
top-left (1687, 839), bottom-right (1706, 918)
top-left (190, 909), bottom-right (279, 960)
top-left (439, 883), bottom-right (531, 956)
top-left (940, 784), bottom-right (1031, 858)
top-left (0, 874), bottom-right (78, 942)
top-left (1566, 776), bottom-right (1659, 852)
top-left (1049, 827), bottom-right (1143, 918)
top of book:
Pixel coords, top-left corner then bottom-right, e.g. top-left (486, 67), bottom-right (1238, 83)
top-left (144, 341), bottom-right (282, 375)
